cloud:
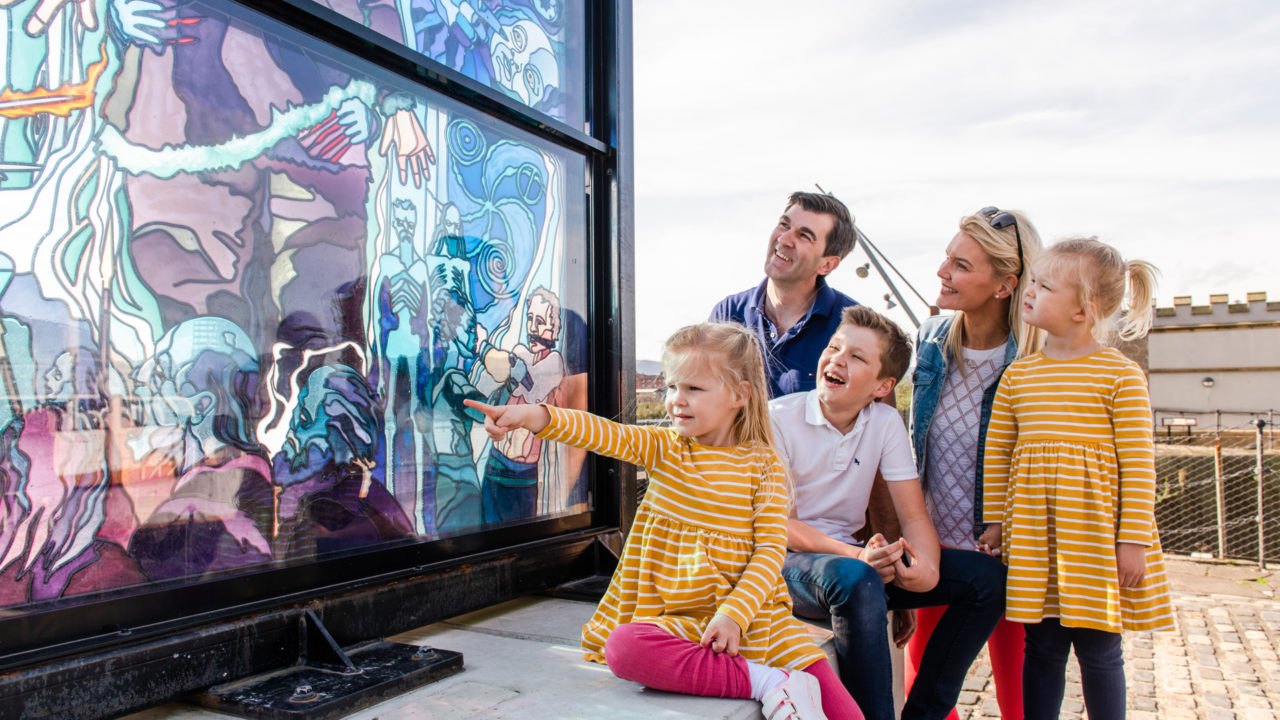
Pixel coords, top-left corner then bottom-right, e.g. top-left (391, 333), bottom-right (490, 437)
top-left (633, 0), bottom-right (1280, 357)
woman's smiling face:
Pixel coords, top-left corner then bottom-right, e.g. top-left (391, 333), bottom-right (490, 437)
top-left (935, 231), bottom-right (1009, 313)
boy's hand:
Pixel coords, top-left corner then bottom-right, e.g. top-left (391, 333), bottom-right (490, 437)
top-left (700, 614), bottom-right (742, 656)
top-left (463, 399), bottom-right (550, 440)
top-left (1116, 542), bottom-right (1146, 588)
top-left (890, 537), bottom-right (934, 591)
top-left (977, 524), bottom-right (1003, 557)
top-left (862, 533), bottom-right (902, 584)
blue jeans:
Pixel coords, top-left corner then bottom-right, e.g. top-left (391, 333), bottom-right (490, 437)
top-left (782, 548), bottom-right (1007, 720)
top-left (1023, 618), bottom-right (1125, 720)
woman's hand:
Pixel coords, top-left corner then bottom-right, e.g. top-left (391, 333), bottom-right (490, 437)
top-left (1116, 542), bottom-right (1146, 588)
top-left (463, 399), bottom-right (550, 441)
top-left (977, 524), bottom-right (1003, 557)
top-left (700, 614), bottom-right (743, 656)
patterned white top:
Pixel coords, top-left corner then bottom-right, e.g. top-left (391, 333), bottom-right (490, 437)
top-left (925, 345), bottom-right (1005, 548)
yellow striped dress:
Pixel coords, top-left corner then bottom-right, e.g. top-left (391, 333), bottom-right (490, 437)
top-left (536, 406), bottom-right (827, 669)
top-left (981, 349), bottom-right (1176, 633)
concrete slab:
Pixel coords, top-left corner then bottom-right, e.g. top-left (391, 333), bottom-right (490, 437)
top-left (123, 597), bottom-right (765, 720)
top-left (118, 555), bottom-right (1280, 720)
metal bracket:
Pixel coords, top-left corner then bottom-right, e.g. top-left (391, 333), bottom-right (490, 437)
top-left (192, 610), bottom-right (462, 719)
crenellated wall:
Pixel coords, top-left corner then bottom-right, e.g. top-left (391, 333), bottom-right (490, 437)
top-left (1156, 291), bottom-right (1280, 326)
top-left (1148, 291), bottom-right (1280, 430)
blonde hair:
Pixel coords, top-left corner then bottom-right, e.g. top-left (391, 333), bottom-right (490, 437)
top-left (661, 322), bottom-right (775, 449)
top-left (1035, 236), bottom-right (1159, 342)
top-left (944, 208), bottom-right (1046, 364)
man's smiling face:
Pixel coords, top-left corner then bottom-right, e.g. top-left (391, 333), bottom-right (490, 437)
top-left (763, 204), bottom-right (838, 286)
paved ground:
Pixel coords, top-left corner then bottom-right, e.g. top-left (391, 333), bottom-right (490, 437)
top-left (956, 557), bottom-right (1280, 719)
top-left (124, 556), bottom-right (1278, 720)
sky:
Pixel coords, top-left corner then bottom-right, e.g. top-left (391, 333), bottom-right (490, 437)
top-left (630, 0), bottom-right (1280, 362)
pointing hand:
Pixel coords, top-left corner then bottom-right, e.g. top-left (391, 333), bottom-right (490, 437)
top-left (462, 398), bottom-right (550, 440)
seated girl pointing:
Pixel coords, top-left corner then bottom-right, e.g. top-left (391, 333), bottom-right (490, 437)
top-left (466, 322), bottom-right (862, 720)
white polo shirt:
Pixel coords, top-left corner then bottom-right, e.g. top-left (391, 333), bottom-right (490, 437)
top-left (769, 390), bottom-right (918, 543)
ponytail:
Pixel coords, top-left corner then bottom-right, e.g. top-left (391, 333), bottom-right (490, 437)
top-left (1116, 259), bottom-right (1159, 341)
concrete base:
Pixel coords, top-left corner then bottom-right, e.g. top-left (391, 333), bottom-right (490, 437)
top-left (122, 595), bottom-right (912, 720)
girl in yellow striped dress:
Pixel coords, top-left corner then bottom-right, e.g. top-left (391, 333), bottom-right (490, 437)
top-left (466, 323), bottom-right (861, 720)
top-left (978, 237), bottom-right (1176, 720)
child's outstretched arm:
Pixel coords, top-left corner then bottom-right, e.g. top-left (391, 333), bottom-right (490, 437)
top-left (1113, 365), bottom-right (1159, 587)
top-left (980, 373), bottom-right (1018, 557)
top-left (465, 399), bottom-right (550, 440)
top-left (469, 399), bottom-right (661, 468)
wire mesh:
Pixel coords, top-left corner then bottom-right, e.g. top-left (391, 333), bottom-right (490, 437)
top-left (1153, 412), bottom-right (1277, 565)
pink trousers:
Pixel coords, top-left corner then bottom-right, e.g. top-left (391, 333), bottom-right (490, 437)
top-left (906, 605), bottom-right (1025, 720)
top-left (604, 622), bottom-right (864, 719)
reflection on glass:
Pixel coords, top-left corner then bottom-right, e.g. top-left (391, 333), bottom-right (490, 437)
top-left (0, 0), bottom-right (589, 616)
top-left (301, 0), bottom-right (585, 127)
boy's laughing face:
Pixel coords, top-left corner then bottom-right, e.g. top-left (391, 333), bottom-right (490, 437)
top-left (816, 324), bottom-right (896, 413)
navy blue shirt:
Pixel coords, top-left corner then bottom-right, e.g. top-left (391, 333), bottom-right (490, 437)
top-left (710, 277), bottom-right (858, 398)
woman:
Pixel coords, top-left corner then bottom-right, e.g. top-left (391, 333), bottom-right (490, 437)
top-left (905, 206), bottom-right (1044, 720)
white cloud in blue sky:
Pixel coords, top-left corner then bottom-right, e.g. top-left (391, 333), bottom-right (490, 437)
top-left (632, 0), bottom-right (1280, 360)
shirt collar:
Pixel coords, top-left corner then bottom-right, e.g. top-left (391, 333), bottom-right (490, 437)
top-left (803, 389), bottom-right (870, 438)
top-left (750, 276), bottom-right (834, 326)
top-left (807, 276), bottom-right (838, 319)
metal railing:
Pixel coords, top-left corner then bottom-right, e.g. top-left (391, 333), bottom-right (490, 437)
top-left (1154, 412), bottom-right (1275, 568)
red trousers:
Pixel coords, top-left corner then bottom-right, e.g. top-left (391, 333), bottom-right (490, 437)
top-left (604, 622), bottom-right (864, 719)
top-left (906, 606), bottom-right (1025, 720)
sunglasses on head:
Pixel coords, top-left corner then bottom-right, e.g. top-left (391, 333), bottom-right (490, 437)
top-left (978, 206), bottom-right (1024, 278)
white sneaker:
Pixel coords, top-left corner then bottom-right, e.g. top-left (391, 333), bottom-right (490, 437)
top-left (760, 669), bottom-right (827, 720)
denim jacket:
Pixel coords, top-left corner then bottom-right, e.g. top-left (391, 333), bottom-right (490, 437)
top-left (909, 314), bottom-right (1018, 539)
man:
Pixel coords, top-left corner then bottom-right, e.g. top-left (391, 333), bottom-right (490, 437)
top-left (714, 190), bottom-right (898, 544)
top-left (711, 191), bottom-right (857, 398)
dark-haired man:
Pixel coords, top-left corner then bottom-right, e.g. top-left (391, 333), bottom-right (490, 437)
top-left (710, 191), bottom-right (859, 398)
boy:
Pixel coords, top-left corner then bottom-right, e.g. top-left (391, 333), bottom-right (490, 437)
top-left (771, 305), bottom-right (1007, 720)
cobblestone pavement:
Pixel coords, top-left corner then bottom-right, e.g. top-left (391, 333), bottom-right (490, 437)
top-left (955, 557), bottom-right (1280, 719)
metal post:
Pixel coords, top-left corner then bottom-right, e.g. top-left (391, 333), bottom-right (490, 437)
top-left (1215, 438), bottom-right (1226, 559)
top-left (1257, 418), bottom-right (1267, 570)
top-left (856, 229), bottom-right (921, 330)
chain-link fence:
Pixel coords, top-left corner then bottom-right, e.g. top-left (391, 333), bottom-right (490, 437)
top-left (1154, 411), bottom-right (1277, 566)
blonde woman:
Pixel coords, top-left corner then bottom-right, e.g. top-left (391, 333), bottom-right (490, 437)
top-left (906, 207), bottom-right (1044, 720)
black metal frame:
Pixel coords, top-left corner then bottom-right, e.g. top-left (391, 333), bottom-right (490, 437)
top-left (0, 1), bottom-right (634, 716)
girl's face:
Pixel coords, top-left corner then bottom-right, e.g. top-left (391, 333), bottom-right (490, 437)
top-left (936, 231), bottom-right (1016, 312)
top-left (664, 360), bottom-right (747, 447)
top-left (1022, 264), bottom-right (1086, 335)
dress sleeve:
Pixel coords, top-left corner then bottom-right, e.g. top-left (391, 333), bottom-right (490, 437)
top-left (716, 449), bottom-right (790, 632)
top-left (536, 406), bottom-right (663, 468)
top-left (1113, 364), bottom-right (1158, 546)
top-left (981, 371), bottom-right (1018, 524)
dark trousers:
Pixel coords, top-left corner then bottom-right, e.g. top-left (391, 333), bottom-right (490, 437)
top-left (1023, 618), bottom-right (1125, 720)
top-left (782, 548), bottom-right (1007, 720)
